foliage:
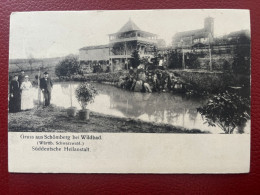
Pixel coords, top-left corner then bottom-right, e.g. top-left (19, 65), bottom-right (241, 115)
top-left (232, 44), bottom-right (250, 75)
top-left (75, 83), bottom-right (98, 110)
top-left (168, 51), bottom-right (199, 69)
top-left (141, 57), bottom-right (153, 70)
top-left (58, 72), bottom-right (126, 83)
top-left (185, 53), bottom-right (199, 69)
top-left (130, 50), bottom-right (141, 69)
top-left (55, 55), bottom-right (81, 78)
top-left (222, 60), bottom-right (232, 72)
top-left (168, 50), bottom-right (182, 69)
top-left (197, 92), bottom-right (250, 134)
top-left (176, 71), bottom-right (237, 95)
top-left (151, 46), bottom-right (159, 66)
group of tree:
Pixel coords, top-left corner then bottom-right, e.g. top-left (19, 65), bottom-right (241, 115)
top-left (130, 50), bottom-right (141, 69)
top-left (232, 44), bottom-right (250, 75)
top-left (55, 55), bottom-right (82, 78)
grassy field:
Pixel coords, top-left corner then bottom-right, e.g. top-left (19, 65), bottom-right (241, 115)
top-left (9, 57), bottom-right (67, 83)
top-left (9, 57), bottom-right (63, 72)
top-left (8, 105), bottom-right (209, 134)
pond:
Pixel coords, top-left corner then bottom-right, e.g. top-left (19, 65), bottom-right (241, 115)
top-left (31, 82), bottom-right (250, 134)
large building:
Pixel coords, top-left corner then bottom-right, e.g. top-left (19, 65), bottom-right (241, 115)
top-left (108, 19), bottom-right (158, 71)
top-left (79, 45), bottom-right (109, 73)
top-left (79, 19), bottom-right (158, 72)
top-left (172, 17), bottom-right (214, 48)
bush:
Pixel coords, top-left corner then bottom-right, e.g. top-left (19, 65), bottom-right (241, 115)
top-left (79, 72), bottom-right (125, 83)
top-left (75, 83), bottom-right (98, 110)
top-left (176, 71), bottom-right (236, 95)
top-left (130, 50), bottom-right (141, 69)
top-left (232, 40), bottom-right (250, 75)
top-left (55, 55), bottom-right (81, 78)
top-left (168, 51), bottom-right (182, 69)
top-left (197, 92), bottom-right (250, 134)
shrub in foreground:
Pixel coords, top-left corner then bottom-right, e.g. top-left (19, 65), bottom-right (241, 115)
top-left (197, 92), bottom-right (250, 134)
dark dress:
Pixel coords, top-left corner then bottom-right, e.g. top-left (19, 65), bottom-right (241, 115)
top-left (9, 80), bottom-right (21, 112)
top-left (40, 78), bottom-right (53, 106)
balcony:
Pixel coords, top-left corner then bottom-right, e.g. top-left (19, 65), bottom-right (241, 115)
top-left (110, 54), bottom-right (131, 59)
top-left (109, 54), bottom-right (154, 59)
top-left (109, 37), bottom-right (157, 44)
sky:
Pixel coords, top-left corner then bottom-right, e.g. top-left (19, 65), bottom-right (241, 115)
top-left (9, 9), bottom-right (250, 59)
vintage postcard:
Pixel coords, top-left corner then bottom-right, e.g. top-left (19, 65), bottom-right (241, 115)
top-left (8, 9), bottom-right (250, 173)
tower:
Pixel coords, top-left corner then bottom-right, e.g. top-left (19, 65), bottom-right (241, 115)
top-left (204, 17), bottom-right (214, 37)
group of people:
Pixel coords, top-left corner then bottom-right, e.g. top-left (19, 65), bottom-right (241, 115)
top-left (9, 70), bottom-right (53, 113)
top-left (117, 69), bottom-right (184, 93)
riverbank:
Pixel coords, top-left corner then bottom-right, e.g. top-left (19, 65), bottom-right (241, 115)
top-left (8, 105), bottom-right (209, 133)
top-left (56, 69), bottom-right (250, 97)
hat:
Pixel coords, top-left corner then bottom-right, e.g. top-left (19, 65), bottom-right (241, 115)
top-left (25, 75), bottom-right (29, 78)
top-left (43, 72), bottom-right (48, 75)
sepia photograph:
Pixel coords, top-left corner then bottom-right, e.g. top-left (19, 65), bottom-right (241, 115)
top-left (8, 9), bottom-right (251, 173)
top-left (8, 10), bottom-right (251, 134)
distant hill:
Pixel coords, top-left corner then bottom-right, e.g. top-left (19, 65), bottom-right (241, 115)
top-left (9, 55), bottom-right (79, 78)
top-left (9, 57), bottom-right (62, 73)
top-left (9, 56), bottom-right (64, 81)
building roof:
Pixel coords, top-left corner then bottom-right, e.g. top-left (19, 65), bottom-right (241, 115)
top-left (79, 44), bottom-right (109, 50)
top-left (109, 19), bottom-right (157, 36)
top-left (227, 29), bottom-right (250, 38)
top-left (117, 19), bottom-right (141, 33)
top-left (172, 29), bottom-right (213, 45)
top-left (193, 31), bottom-right (211, 39)
top-left (174, 29), bottom-right (205, 40)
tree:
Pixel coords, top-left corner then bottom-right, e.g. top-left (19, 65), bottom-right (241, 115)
top-left (197, 92), bottom-right (250, 134)
top-left (232, 34), bottom-right (250, 75)
top-left (130, 50), bottom-right (141, 69)
top-left (55, 55), bottom-right (81, 78)
top-left (55, 55), bottom-right (81, 108)
top-left (28, 54), bottom-right (35, 74)
top-left (232, 44), bottom-right (250, 75)
top-left (151, 46), bottom-right (159, 66)
top-left (222, 60), bottom-right (232, 73)
top-left (168, 50), bottom-right (182, 69)
top-left (185, 53), bottom-right (199, 69)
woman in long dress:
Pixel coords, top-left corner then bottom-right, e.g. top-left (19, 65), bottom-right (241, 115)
top-left (20, 75), bottom-right (34, 110)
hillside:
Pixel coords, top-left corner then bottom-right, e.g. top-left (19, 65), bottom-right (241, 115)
top-left (9, 57), bottom-right (63, 74)
top-left (9, 55), bottom-right (78, 80)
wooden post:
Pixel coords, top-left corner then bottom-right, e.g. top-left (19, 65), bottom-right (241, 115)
top-left (70, 82), bottom-right (72, 107)
top-left (37, 66), bottom-right (41, 107)
top-left (208, 34), bottom-right (212, 71)
top-left (181, 40), bottom-right (185, 69)
top-left (125, 42), bottom-right (128, 70)
top-left (182, 48), bottom-right (185, 69)
top-left (109, 46), bottom-right (113, 72)
top-left (209, 45), bottom-right (212, 71)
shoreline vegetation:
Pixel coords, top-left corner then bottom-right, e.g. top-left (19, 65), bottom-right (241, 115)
top-left (56, 69), bottom-right (250, 98)
top-left (9, 56), bottom-right (250, 134)
top-left (8, 70), bottom-right (250, 134)
top-left (8, 105), bottom-right (209, 134)
top-left (8, 69), bottom-right (250, 134)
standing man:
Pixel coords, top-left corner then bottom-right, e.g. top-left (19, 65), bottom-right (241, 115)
top-left (9, 75), bottom-right (21, 112)
top-left (40, 72), bottom-right (53, 107)
top-left (18, 70), bottom-right (25, 87)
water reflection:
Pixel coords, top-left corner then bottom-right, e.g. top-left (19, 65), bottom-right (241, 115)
top-left (108, 87), bottom-right (204, 128)
top-left (50, 82), bottom-right (250, 134)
